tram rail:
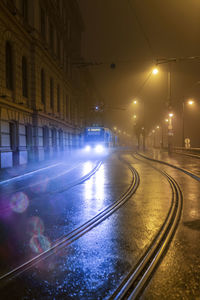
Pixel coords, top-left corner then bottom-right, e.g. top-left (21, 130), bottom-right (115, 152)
top-left (0, 156), bottom-right (140, 287)
top-left (110, 153), bottom-right (183, 299)
top-left (137, 152), bottom-right (200, 182)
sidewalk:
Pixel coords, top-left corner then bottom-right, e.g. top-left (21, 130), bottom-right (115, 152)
top-left (0, 158), bottom-right (65, 183)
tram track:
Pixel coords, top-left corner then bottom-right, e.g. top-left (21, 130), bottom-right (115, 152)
top-left (137, 152), bottom-right (200, 182)
top-left (0, 156), bottom-right (140, 288)
top-left (0, 160), bottom-right (102, 198)
top-left (110, 153), bottom-right (183, 299)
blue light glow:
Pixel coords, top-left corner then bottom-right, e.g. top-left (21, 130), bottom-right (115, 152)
top-left (95, 144), bottom-right (104, 153)
top-left (85, 145), bottom-right (91, 152)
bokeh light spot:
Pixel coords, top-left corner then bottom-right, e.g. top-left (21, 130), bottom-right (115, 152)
top-left (27, 216), bottom-right (44, 236)
top-left (29, 234), bottom-right (51, 254)
top-left (10, 192), bottom-right (29, 213)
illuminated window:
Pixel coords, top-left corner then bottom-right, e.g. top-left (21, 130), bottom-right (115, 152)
top-left (6, 41), bottom-right (13, 90)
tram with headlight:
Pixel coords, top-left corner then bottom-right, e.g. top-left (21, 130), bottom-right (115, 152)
top-left (83, 126), bottom-right (116, 154)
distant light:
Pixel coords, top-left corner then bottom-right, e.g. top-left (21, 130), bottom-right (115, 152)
top-left (95, 144), bottom-right (104, 153)
top-left (165, 119), bottom-right (169, 122)
top-left (156, 126), bottom-right (160, 129)
top-left (133, 115), bottom-right (137, 119)
top-left (113, 126), bottom-right (117, 130)
top-left (141, 127), bottom-right (144, 130)
top-left (85, 145), bottom-right (91, 151)
top-left (188, 100), bottom-right (194, 105)
top-left (133, 100), bottom-right (137, 104)
top-left (152, 68), bottom-right (159, 75)
top-left (95, 106), bottom-right (99, 111)
top-left (152, 130), bottom-right (155, 133)
top-left (118, 130), bottom-right (121, 133)
top-left (169, 113), bottom-right (173, 117)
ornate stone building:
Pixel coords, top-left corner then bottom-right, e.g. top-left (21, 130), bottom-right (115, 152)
top-left (0, 0), bottom-right (88, 168)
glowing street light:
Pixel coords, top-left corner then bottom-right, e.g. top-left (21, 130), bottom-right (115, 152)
top-left (152, 68), bottom-right (159, 75)
top-left (188, 100), bottom-right (194, 105)
top-left (182, 99), bottom-right (196, 147)
top-left (133, 100), bottom-right (137, 104)
top-left (165, 119), bottom-right (169, 123)
top-left (133, 114), bottom-right (137, 119)
top-left (156, 125), bottom-right (160, 129)
top-left (169, 113), bottom-right (174, 118)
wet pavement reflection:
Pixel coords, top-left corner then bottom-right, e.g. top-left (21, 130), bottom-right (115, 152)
top-left (0, 153), bottom-right (173, 299)
top-left (0, 151), bottom-right (200, 299)
top-left (138, 149), bottom-right (200, 299)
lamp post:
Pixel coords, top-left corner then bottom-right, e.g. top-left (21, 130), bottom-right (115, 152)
top-left (182, 99), bottom-right (194, 148)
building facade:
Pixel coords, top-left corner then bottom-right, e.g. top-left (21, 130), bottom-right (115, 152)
top-left (0, 0), bottom-right (87, 168)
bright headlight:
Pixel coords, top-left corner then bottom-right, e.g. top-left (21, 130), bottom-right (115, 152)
top-left (95, 144), bottom-right (104, 153)
top-left (85, 145), bottom-right (91, 151)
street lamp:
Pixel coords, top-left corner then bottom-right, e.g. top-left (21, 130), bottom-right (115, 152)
top-left (182, 99), bottom-right (195, 147)
top-left (152, 68), bottom-right (159, 75)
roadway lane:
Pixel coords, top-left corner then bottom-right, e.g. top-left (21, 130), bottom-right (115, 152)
top-left (0, 153), bottom-right (172, 299)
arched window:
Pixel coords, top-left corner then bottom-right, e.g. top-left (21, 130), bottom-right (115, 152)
top-left (57, 84), bottom-right (60, 112)
top-left (50, 78), bottom-right (54, 109)
top-left (41, 69), bottom-right (45, 104)
top-left (6, 42), bottom-right (13, 90)
top-left (22, 0), bottom-right (28, 21)
top-left (22, 56), bottom-right (28, 97)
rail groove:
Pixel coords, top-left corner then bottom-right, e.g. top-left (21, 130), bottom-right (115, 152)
top-left (0, 156), bottom-right (139, 287)
top-left (110, 154), bottom-right (183, 299)
top-left (137, 152), bottom-right (200, 182)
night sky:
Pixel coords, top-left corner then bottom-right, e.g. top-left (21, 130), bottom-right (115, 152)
top-left (78, 0), bottom-right (200, 146)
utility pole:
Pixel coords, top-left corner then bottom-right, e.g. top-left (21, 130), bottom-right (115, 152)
top-left (167, 64), bottom-right (173, 154)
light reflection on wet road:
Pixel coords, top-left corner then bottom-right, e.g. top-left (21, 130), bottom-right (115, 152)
top-left (0, 153), bottom-right (172, 299)
top-left (0, 151), bottom-right (200, 299)
top-left (139, 150), bottom-right (200, 299)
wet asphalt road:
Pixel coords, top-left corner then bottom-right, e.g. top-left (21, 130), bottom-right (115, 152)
top-left (0, 150), bottom-right (200, 299)
top-left (140, 150), bottom-right (200, 300)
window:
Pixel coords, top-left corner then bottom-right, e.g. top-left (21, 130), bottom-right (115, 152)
top-left (66, 95), bottom-right (69, 119)
top-left (50, 78), bottom-right (54, 109)
top-left (57, 34), bottom-right (60, 60)
top-left (22, 0), bottom-right (28, 21)
top-left (41, 69), bottom-right (45, 104)
top-left (57, 84), bottom-right (60, 112)
top-left (67, 56), bottom-right (71, 77)
top-left (40, 7), bottom-right (46, 39)
top-left (9, 122), bottom-right (16, 150)
top-left (22, 56), bottom-right (28, 97)
top-left (49, 22), bottom-right (54, 51)
top-left (6, 42), bottom-right (13, 90)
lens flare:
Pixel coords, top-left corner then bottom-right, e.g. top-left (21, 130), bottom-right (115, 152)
top-left (10, 192), bottom-right (29, 213)
top-left (27, 216), bottom-right (44, 236)
top-left (29, 234), bottom-right (51, 254)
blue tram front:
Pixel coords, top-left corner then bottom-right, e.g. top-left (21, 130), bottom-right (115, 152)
top-left (84, 127), bottom-right (105, 153)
